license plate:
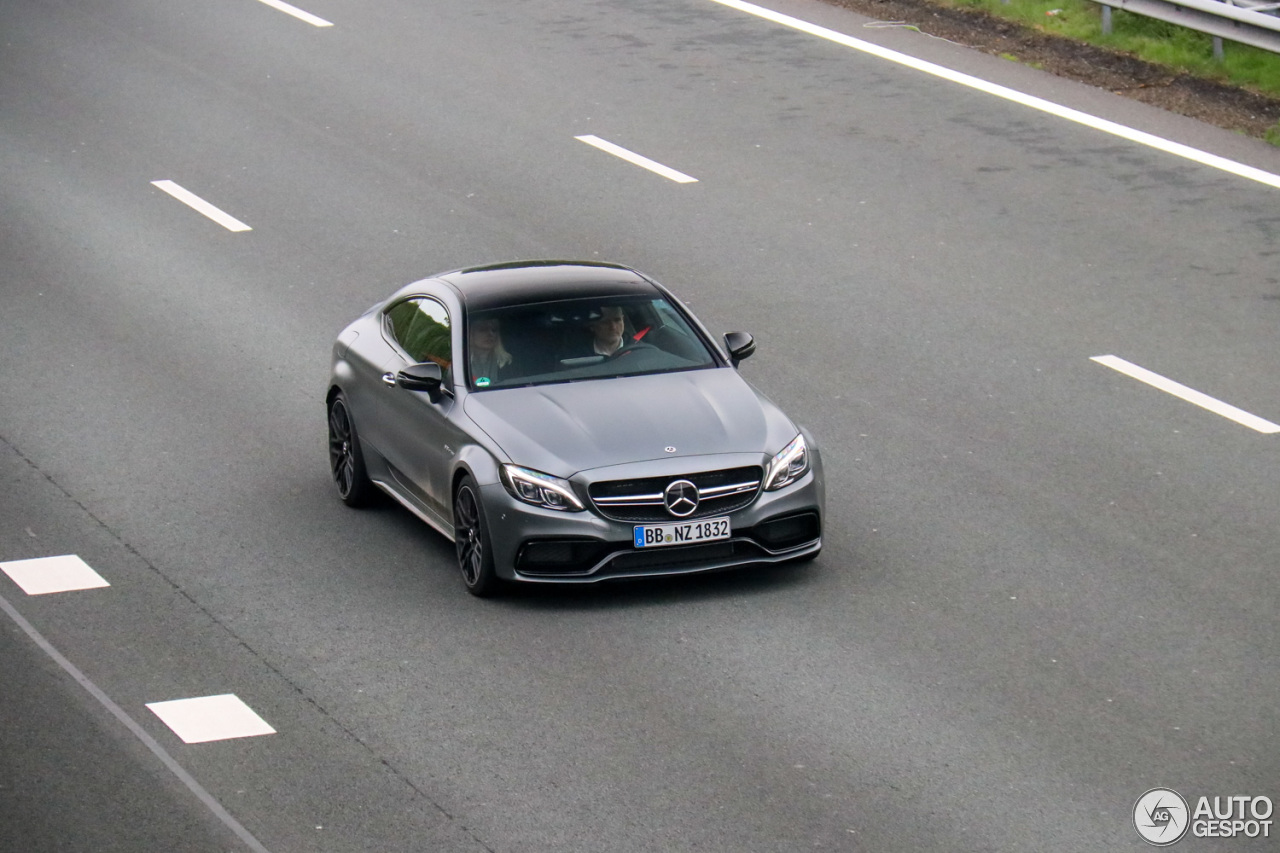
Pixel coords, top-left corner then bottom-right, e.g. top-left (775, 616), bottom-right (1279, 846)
top-left (633, 517), bottom-right (731, 548)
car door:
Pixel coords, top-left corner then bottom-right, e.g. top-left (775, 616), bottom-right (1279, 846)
top-left (376, 295), bottom-right (459, 521)
top-left (336, 314), bottom-right (399, 470)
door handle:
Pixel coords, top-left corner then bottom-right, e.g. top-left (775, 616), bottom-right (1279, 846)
top-left (381, 372), bottom-right (398, 388)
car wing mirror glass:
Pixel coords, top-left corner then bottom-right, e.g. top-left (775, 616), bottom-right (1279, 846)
top-left (397, 362), bottom-right (445, 402)
top-left (723, 331), bottom-right (756, 367)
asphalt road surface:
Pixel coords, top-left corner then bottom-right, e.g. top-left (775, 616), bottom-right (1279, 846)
top-left (2, 0), bottom-right (1277, 850)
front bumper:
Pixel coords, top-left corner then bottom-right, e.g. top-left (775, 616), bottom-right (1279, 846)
top-left (478, 452), bottom-right (825, 584)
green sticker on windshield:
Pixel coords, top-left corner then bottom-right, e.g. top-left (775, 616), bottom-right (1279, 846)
top-left (476, 377), bottom-right (491, 387)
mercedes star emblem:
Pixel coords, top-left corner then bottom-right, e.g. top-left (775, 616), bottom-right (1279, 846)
top-left (663, 479), bottom-right (699, 518)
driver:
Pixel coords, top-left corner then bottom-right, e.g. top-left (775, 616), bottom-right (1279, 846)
top-left (585, 305), bottom-right (627, 356)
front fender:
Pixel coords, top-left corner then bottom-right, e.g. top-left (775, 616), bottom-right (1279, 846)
top-left (452, 443), bottom-right (502, 491)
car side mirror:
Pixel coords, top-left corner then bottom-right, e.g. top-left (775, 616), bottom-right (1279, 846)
top-left (723, 331), bottom-right (756, 367)
top-left (397, 362), bottom-right (445, 402)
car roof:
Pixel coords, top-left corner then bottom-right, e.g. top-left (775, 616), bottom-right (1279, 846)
top-left (435, 260), bottom-right (660, 311)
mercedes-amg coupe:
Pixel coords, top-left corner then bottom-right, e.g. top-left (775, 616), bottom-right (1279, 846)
top-left (327, 261), bottom-right (824, 595)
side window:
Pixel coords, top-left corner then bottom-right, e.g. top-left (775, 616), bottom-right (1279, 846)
top-left (386, 298), bottom-right (452, 372)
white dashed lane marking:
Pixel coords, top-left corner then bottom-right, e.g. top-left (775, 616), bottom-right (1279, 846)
top-left (151, 180), bottom-right (253, 232)
top-left (1, 554), bottom-right (110, 595)
top-left (0, 589), bottom-right (274, 853)
top-left (253, 0), bottom-right (333, 27)
top-left (147, 694), bottom-right (277, 744)
top-left (575, 135), bottom-right (699, 183)
top-left (1092, 355), bottom-right (1280, 434)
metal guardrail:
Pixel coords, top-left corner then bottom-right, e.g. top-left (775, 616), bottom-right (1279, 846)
top-left (1092, 0), bottom-right (1280, 54)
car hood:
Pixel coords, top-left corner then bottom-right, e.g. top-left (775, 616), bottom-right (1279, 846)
top-left (463, 369), bottom-right (797, 477)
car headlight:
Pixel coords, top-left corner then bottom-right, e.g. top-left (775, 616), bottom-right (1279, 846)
top-left (763, 434), bottom-right (809, 491)
top-left (500, 465), bottom-right (585, 511)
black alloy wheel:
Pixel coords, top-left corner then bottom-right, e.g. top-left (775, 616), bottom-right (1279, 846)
top-left (453, 477), bottom-right (499, 596)
top-left (328, 393), bottom-right (373, 506)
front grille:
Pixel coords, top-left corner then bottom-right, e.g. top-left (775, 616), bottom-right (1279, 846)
top-left (588, 466), bottom-right (762, 522)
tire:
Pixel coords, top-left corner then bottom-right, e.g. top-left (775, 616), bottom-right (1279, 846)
top-left (328, 392), bottom-right (375, 507)
top-left (453, 476), bottom-right (500, 597)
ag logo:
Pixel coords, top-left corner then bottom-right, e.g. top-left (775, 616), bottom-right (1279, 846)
top-left (1134, 788), bottom-right (1190, 846)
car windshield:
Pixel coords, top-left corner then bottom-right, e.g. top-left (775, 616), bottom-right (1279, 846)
top-left (464, 294), bottom-right (719, 390)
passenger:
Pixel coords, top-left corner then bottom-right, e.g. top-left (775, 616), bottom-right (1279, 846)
top-left (469, 316), bottom-right (512, 387)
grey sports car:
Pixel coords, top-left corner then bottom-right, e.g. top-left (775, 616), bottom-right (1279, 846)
top-left (327, 260), bottom-right (824, 595)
